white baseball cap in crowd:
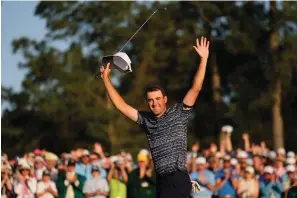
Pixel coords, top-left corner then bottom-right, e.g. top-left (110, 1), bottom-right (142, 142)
top-left (221, 125), bottom-right (234, 133)
top-left (231, 158), bottom-right (238, 166)
top-left (286, 165), bottom-right (296, 172)
top-left (82, 149), bottom-right (90, 156)
top-left (102, 52), bottom-right (132, 73)
top-left (287, 151), bottom-right (295, 158)
top-left (139, 149), bottom-right (150, 156)
top-left (245, 166), bottom-right (255, 174)
top-left (268, 151), bottom-right (277, 160)
top-left (196, 157), bottom-right (206, 164)
top-left (237, 151), bottom-right (248, 159)
top-left (277, 148), bottom-right (286, 155)
top-left (286, 157), bottom-right (296, 165)
top-left (264, 166), bottom-right (274, 174)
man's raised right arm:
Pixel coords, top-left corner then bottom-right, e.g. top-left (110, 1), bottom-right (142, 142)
top-left (100, 63), bottom-right (138, 122)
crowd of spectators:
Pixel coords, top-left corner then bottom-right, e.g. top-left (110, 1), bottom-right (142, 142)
top-left (1, 127), bottom-right (297, 198)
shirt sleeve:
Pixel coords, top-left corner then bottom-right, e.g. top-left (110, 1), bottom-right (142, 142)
top-left (83, 181), bottom-right (91, 193)
top-left (36, 182), bottom-right (44, 194)
top-left (103, 179), bottom-right (110, 192)
top-left (136, 111), bottom-right (150, 129)
top-left (209, 172), bottom-right (216, 185)
top-left (178, 103), bottom-right (194, 115)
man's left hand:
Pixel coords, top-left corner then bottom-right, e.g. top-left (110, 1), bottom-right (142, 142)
top-left (193, 37), bottom-right (210, 59)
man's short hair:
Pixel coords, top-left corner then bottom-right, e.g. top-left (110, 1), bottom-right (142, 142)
top-left (144, 85), bottom-right (166, 98)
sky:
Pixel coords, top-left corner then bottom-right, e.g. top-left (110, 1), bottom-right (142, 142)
top-left (2, 1), bottom-right (47, 94)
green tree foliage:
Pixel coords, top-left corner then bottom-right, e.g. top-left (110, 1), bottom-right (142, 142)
top-left (2, 1), bottom-right (297, 156)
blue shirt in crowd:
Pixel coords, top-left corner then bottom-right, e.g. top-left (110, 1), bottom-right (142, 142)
top-left (190, 169), bottom-right (215, 197)
top-left (259, 178), bottom-right (283, 198)
top-left (215, 168), bottom-right (239, 196)
top-left (76, 162), bottom-right (107, 180)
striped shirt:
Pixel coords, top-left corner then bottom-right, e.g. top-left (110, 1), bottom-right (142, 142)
top-left (137, 103), bottom-right (193, 175)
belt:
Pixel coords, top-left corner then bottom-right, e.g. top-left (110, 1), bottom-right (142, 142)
top-left (219, 195), bottom-right (235, 198)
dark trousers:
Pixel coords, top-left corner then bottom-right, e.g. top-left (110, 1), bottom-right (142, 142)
top-left (156, 170), bottom-right (192, 198)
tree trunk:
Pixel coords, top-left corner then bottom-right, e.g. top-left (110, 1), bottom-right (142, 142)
top-left (270, 1), bottom-right (284, 149)
top-left (210, 51), bottom-right (222, 104)
top-left (272, 79), bottom-right (284, 149)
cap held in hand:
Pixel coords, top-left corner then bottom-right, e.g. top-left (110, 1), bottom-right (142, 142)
top-left (102, 52), bottom-right (132, 73)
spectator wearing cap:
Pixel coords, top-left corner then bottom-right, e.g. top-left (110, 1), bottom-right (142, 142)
top-left (14, 163), bottom-right (37, 198)
top-left (274, 157), bottom-right (286, 178)
top-left (276, 148), bottom-right (286, 161)
top-left (286, 185), bottom-right (297, 198)
top-left (283, 165), bottom-right (297, 194)
top-left (127, 152), bottom-right (156, 198)
top-left (252, 154), bottom-right (264, 178)
top-left (107, 156), bottom-right (127, 198)
top-left (56, 159), bottom-right (86, 198)
top-left (190, 157), bottom-right (215, 198)
top-left (36, 170), bottom-right (58, 198)
top-left (34, 156), bottom-right (47, 182)
top-left (237, 151), bottom-right (249, 177)
top-left (83, 165), bottom-right (109, 198)
top-left (237, 166), bottom-right (259, 198)
top-left (215, 155), bottom-right (239, 198)
top-left (259, 166), bottom-right (283, 198)
top-left (1, 163), bottom-right (13, 198)
top-left (76, 149), bottom-right (107, 180)
top-left (44, 152), bottom-right (59, 182)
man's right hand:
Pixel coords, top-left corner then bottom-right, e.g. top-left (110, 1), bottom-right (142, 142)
top-left (100, 63), bottom-right (111, 79)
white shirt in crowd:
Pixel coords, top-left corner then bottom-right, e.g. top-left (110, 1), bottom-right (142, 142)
top-left (14, 177), bottom-right (37, 198)
top-left (37, 180), bottom-right (58, 198)
top-left (83, 177), bottom-right (110, 198)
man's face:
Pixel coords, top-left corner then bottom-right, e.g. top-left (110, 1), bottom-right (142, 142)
top-left (35, 161), bottom-right (43, 169)
top-left (81, 156), bottom-right (89, 164)
top-left (42, 175), bottom-right (51, 183)
top-left (197, 164), bottom-right (205, 171)
top-left (288, 172), bottom-right (295, 180)
top-left (223, 160), bottom-right (231, 169)
top-left (46, 160), bottom-right (56, 169)
top-left (146, 90), bottom-right (167, 117)
top-left (21, 169), bottom-right (30, 177)
top-left (138, 160), bottom-right (148, 169)
top-left (67, 165), bottom-right (76, 172)
top-left (91, 170), bottom-right (100, 178)
top-left (264, 173), bottom-right (272, 180)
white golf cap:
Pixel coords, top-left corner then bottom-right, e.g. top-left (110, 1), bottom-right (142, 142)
top-left (139, 149), bottom-right (150, 156)
top-left (221, 125), bottom-right (233, 133)
top-left (268, 151), bottom-right (277, 160)
top-left (231, 158), bottom-right (238, 166)
top-left (264, 166), bottom-right (274, 174)
top-left (237, 151), bottom-right (248, 159)
top-left (102, 52), bottom-right (132, 73)
top-left (287, 151), bottom-right (295, 158)
top-left (286, 157), bottom-right (296, 165)
top-left (286, 165), bottom-right (296, 172)
top-left (245, 166), bottom-right (255, 174)
top-left (277, 148), bottom-right (286, 155)
top-left (82, 149), bottom-right (90, 156)
top-left (196, 157), bottom-right (206, 164)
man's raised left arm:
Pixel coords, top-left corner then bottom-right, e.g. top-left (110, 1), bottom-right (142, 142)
top-left (183, 37), bottom-right (209, 109)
